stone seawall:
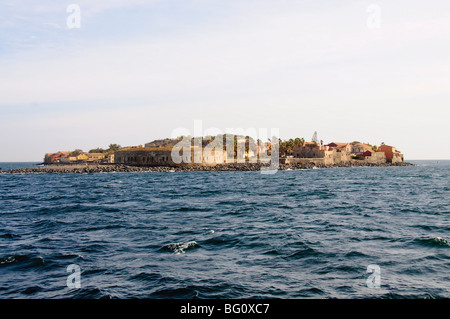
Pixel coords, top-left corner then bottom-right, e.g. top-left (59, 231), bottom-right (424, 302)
top-left (1, 162), bottom-right (414, 174)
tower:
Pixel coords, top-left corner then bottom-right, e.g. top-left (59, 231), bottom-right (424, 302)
top-left (312, 131), bottom-right (319, 144)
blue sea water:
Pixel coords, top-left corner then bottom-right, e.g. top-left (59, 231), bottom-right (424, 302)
top-left (0, 161), bottom-right (449, 299)
top-left (0, 162), bottom-right (41, 171)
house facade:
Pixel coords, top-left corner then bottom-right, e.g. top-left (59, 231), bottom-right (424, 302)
top-left (282, 140), bottom-right (396, 165)
top-left (350, 143), bottom-right (373, 154)
top-left (114, 147), bottom-right (227, 166)
top-left (378, 145), bottom-right (404, 163)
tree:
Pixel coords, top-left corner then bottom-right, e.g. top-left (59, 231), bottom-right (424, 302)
top-left (70, 149), bottom-right (83, 156)
top-left (108, 144), bottom-right (121, 151)
top-left (278, 139), bottom-right (285, 157)
top-left (299, 138), bottom-right (305, 146)
top-left (287, 139), bottom-right (294, 155)
top-left (89, 148), bottom-right (105, 153)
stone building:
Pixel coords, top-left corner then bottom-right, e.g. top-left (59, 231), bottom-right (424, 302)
top-left (378, 145), bottom-right (404, 163)
top-left (114, 146), bottom-right (227, 166)
top-left (350, 142), bottom-right (373, 154)
top-left (293, 142), bottom-right (329, 158)
top-left (286, 141), bottom-right (391, 165)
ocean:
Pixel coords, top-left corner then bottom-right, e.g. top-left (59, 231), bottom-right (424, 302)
top-left (0, 160), bottom-right (449, 299)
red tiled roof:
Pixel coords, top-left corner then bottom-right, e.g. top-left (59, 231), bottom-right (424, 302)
top-left (327, 142), bottom-right (348, 147)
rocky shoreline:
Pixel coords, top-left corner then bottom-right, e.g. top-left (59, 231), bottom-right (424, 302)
top-left (0, 162), bottom-right (415, 174)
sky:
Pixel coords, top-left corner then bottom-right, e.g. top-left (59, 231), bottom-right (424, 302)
top-left (0, 0), bottom-right (449, 161)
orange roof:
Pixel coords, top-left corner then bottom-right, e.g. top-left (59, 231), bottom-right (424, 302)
top-left (327, 142), bottom-right (348, 147)
top-left (303, 142), bottom-right (320, 146)
top-left (353, 143), bottom-right (373, 150)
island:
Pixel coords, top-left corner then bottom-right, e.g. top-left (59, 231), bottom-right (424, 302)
top-left (2, 135), bottom-right (413, 174)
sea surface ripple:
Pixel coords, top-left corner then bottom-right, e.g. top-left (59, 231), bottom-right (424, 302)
top-left (0, 160), bottom-right (449, 299)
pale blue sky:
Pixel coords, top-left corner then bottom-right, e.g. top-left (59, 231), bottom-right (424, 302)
top-left (1, 0), bottom-right (449, 161)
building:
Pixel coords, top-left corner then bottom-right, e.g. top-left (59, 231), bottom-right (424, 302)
top-left (107, 153), bottom-right (115, 163)
top-left (76, 153), bottom-right (88, 162)
top-left (283, 140), bottom-right (393, 165)
top-left (293, 142), bottom-right (329, 158)
top-left (114, 146), bottom-right (227, 166)
top-left (43, 150), bottom-right (114, 165)
top-left (58, 156), bottom-right (71, 163)
top-left (378, 145), bottom-right (404, 163)
top-left (326, 142), bottom-right (352, 153)
top-left (87, 153), bottom-right (105, 162)
top-left (350, 142), bottom-right (373, 154)
top-left (44, 151), bottom-right (70, 164)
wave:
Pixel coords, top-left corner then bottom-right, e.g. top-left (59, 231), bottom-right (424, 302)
top-left (82, 224), bottom-right (124, 231)
top-left (64, 287), bottom-right (108, 299)
top-left (427, 237), bottom-right (450, 247)
top-left (201, 235), bottom-right (240, 247)
top-left (80, 244), bottom-right (109, 253)
top-left (0, 255), bottom-right (45, 268)
top-left (160, 241), bottom-right (200, 254)
top-left (149, 286), bottom-right (200, 299)
top-left (149, 282), bottom-right (239, 299)
top-left (0, 233), bottom-right (21, 239)
top-left (129, 272), bottom-right (163, 282)
top-left (225, 211), bottom-right (242, 215)
top-left (170, 207), bottom-right (211, 212)
top-left (2, 162), bottom-right (450, 298)
top-left (415, 237), bottom-right (450, 247)
top-left (55, 253), bottom-right (84, 260)
top-left (263, 249), bottom-right (281, 255)
top-left (345, 251), bottom-right (369, 258)
top-left (21, 286), bottom-right (43, 295)
top-left (286, 247), bottom-right (319, 259)
top-left (198, 189), bottom-right (223, 196)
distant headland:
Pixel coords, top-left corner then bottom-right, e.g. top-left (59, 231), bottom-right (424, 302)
top-left (1, 135), bottom-right (414, 174)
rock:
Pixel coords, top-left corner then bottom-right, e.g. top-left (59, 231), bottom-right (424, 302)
top-left (0, 161), bottom-right (416, 174)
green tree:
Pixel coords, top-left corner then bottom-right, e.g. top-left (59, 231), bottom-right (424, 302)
top-left (278, 139), bottom-right (285, 157)
top-left (287, 139), bottom-right (294, 155)
top-left (108, 144), bottom-right (121, 151)
top-left (89, 148), bottom-right (105, 153)
top-left (70, 149), bottom-right (83, 156)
